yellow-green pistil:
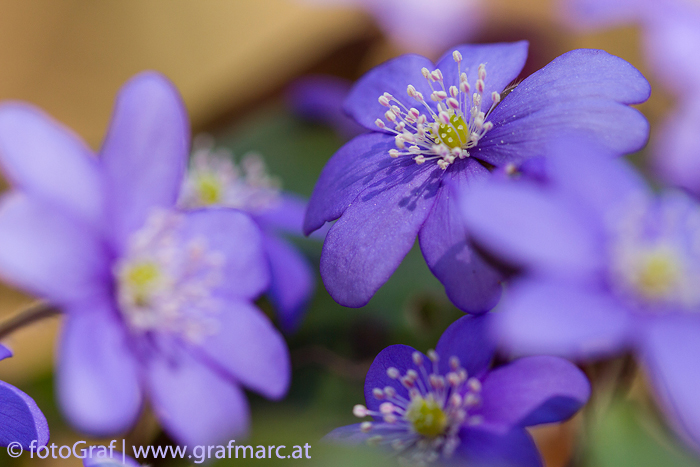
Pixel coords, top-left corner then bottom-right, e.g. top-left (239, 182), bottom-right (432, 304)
top-left (194, 174), bottom-right (223, 205)
top-left (432, 114), bottom-right (469, 150)
top-left (121, 261), bottom-right (161, 307)
top-left (405, 394), bottom-right (448, 438)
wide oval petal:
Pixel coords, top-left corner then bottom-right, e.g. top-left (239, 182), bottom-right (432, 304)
top-left (434, 41), bottom-right (529, 114)
top-left (146, 350), bottom-right (250, 447)
top-left (0, 103), bottom-right (104, 230)
top-left (495, 279), bottom-right (632, 360)
top-left (475, 356), bottom-right (590, 431)
top-left (640, 315), bottom-right (700, 453)
top-left (304, 132), bottom-right (399, 235)
top-left (100, 72), bottom-right (189, 252)
top-left (435, 314), bottom-right (495, 379)
top-left (455, 427), bottom-right (543, 467)
top-left (476, 49), bottom-right (650, 167)
top-left (419, 160), bottom-right (503, 314)
top-left (58, 301), bottom-right (143, 436)
top-left (461, 179), bottom-right (605, 278)
top-left (0, 193), bottom-right (110, 306)
top-left (0, 381), bottom-right (49, 449)
top-left (363, 344), bottom-right (418, 412)
top-left (320, 162), bottom-right (440, 307)
top-left (197, 299), bottom-right (290, 400)
top-left (180, 208), bottom-right (269, 301)
top-left (344, 54), bottom-right (436, 131)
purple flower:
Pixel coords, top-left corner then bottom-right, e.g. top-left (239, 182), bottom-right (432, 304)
top-left (287, 76), bottom-right (367, 140)
top-left (179, 135), bottom-right (315, 333)
top-left (0, 73), bottom-right (290, 445)
top-left (302, 0), bottom-right (484, 56)
top-left (326, 315), bottom-right (590, 466)
top-left (304, 41), bottom-right (650, 313)
top-left (0, 345), bottom-right (49, 449)
top-left (461, 142), bottom-right (700, 452)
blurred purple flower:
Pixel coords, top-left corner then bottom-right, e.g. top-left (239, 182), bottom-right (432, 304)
top-left (563, 0), bottom-right (700, 201)
top-left (287, 76), bottom-right (366, 140)
top-left (302, 0), bottom-right (484, 56)
top-left (179, 135), bottom-right (316, 333)
top-left (462, 143), bottom-right (700, 452)
top-left (563, 0), bottom-right (700, 96)
top-left (327, 315), bottom-right (590, 466)
top-left (0, 345), bottom-right (49, 449)
top-left (304, 41), bottom-right (650, 313)
top-left (0, 72), bottom-right (290, 446)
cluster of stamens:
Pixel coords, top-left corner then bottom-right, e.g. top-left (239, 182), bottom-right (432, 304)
top-left (352, 350), bottom-right (483, 465)
top-left (376, 51), bottom-right (501, 170)
top-left (608, 195), bottom-right (700, 310)
top-left (179, 135), bottom-right (281, 212)
top-left (115, 210), bottom-right (225, 344)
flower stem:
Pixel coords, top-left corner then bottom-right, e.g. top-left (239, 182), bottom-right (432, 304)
top-left (0, 301), bottom-right (60, 341)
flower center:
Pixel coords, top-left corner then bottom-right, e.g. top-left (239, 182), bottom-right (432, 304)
top-left (633, 248), bottom-right (681, 300)
top-left (405, 395), bottom-right (448, 438)
top-left (194, 173), bottom-right (224, 206)
top-left (115, 210), bottom-right (225, 343)
top-left (350, 350), bottom-right (483, 464)
top-left (375, 51), bottom-right (501, 170)
top-left (179, 135), bottom-right (281, 212)
top-left (121, 261), bottom-right (162, 307)
top-left (608, 195), bottom-right (700, 310)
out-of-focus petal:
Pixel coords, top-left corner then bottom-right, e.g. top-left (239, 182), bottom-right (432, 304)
top-left (545, 138), bottom-right (651, 218)
top-left (146, 350), bottom-right (249, 446)
top-left (320, 163), bottom-right (440, 307)
top-left (100, 72), bottom-right (189, 251)
top-left (477, 49), bottom-right (650, 167)
top-left (0, 193), bottom-right (109, 306)
top-left (0, 103), bottom-right (104, 229)
top-left (494, 279), bottom-right (632, 359)
top-left (461, 179), bottom-right (604, 278)
top-left (58, 301), bottom-right (142, 436)
top-left (255, 193), bottom-right (307, 235)
top-left (287, 75), bottom-right (365, 139)
top-left (476, 356), bottom-right (590, 431)
top-left (180, 208), bottom-right (269, 300)
top-left (419, 160), bottom-right (502, 314)
top-left (640, 315), bottom-right (700, 453)
top-left (644, 4), bottom-right (700, 96)
top-left (197, 299), bottom-right (290, 400)
top-left (263, 234), bottom-right (315, 333)
top-left (653, 97), bottom-right (700, 197)
top-left (561, 0), bottom-right (645, 29)
top-left (367, 0), bottom-right (484, 56)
